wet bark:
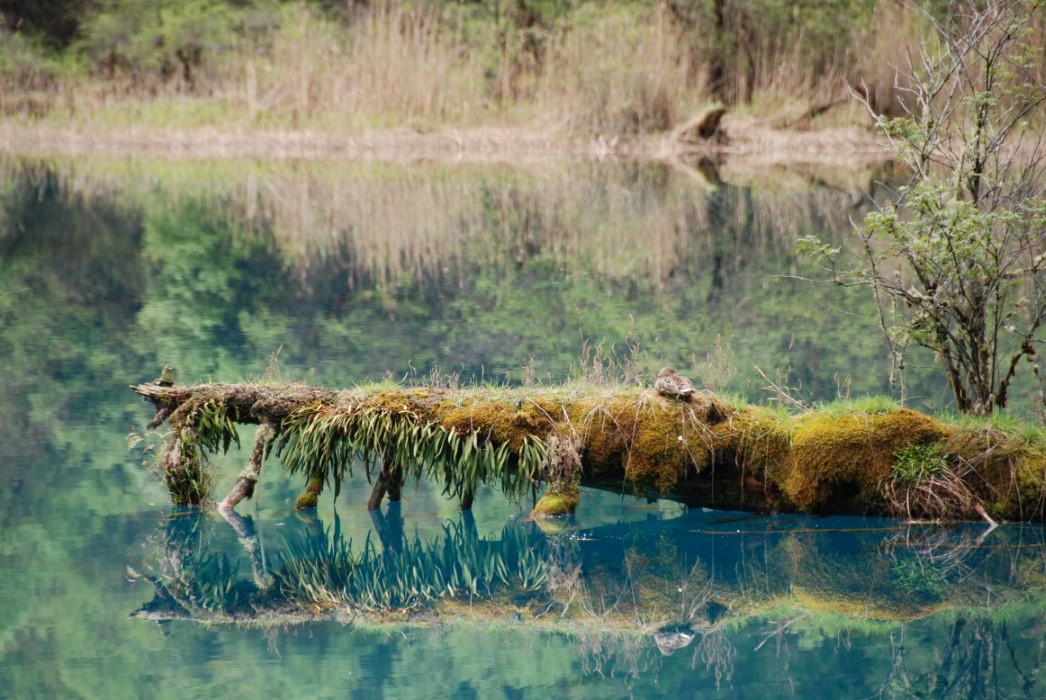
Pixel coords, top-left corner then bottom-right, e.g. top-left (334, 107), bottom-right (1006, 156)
top-left (219, 422), bottom-right (275, 513)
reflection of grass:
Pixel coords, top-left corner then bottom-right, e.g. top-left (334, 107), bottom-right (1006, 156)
top-left (273, 520), bottom-right (549, 612)
top-left (889, 555), bottom-right (946, 602)
top-left (0, 154), bottom-right (870, 300)
top-left (748, 600), bottom-right (899, 636)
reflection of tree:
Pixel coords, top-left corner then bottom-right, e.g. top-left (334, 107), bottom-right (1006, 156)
top-left (0, 160), bottom-right (147, 516)
top-left (876, 617), bottom-right (1041, 700)
top-left (1, 155), bottom-right (941, 407)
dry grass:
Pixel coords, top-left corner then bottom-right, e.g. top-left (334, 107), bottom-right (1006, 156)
top-left (0, 151), bottom-right (879, 298)
top-left (536, 4), bottom-right (703, 136)
top-left (255, 3), bottom-right (487, 126)
top-left (0, 2), bottom-right (946, 140)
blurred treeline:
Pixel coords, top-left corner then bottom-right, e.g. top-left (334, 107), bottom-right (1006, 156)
top-left (6, 0), bottom-right (1036, 135)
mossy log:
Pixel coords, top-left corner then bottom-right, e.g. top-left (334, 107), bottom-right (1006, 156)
top-left (131, 378), bottom-right (1046, 521)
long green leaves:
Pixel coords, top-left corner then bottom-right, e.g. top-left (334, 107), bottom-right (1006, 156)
top-left (274, 403), bottom-right (549, 504)
top-left (193, 398), bottom-right (241, 454)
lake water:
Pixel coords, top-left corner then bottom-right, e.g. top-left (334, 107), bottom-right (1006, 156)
top-left (1, 155), bottom-right (1042, 698)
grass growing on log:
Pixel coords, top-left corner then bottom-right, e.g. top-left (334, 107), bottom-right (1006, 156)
top-left (880, 442), bottom-right (978, 522)
top-left (161, 394), bottom-right (244, 505)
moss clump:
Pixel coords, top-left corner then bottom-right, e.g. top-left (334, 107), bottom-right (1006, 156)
top-left (295, 474), bottom-right (324, 509)
top-left (531, 491), bottom-right (580, 518)
top-left (781, 408), bottom-right (949, 512)
top-left (625, 395), bottom-right (716, 495)
top-left (713, 406), bottom-right (791, 504)
top-left (532, 432), bottom-right (583, 518)
top-left (572, 394), bottom-right (637, 476)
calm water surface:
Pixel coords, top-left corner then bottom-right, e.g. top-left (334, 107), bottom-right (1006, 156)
top-left (0, 156), bottom-right (1042, 698)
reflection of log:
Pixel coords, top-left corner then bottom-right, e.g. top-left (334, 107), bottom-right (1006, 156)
top-left (130, 509), bottom-right (1046, 661)
top-left (218, 508), bottom-right (273, 590)
top-left (131, 375), bottom-right (1046, 522)
top-left (369, 502), bottom-right (404, 552)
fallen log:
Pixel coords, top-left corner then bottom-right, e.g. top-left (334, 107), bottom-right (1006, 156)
top-left (131, 372), bottom-right (1046, 521)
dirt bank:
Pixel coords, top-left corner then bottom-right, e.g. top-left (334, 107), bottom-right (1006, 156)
top-left (0, 118), bottom-right (891, 168)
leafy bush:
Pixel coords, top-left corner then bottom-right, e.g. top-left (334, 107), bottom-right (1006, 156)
top-left (76, 0), bottom-right (264, 87)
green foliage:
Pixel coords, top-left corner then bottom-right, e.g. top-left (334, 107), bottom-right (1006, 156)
top-left (819, 1), bottom-right (1046, 416)
top-left (891, 442), bottom-right (948, 487)
top-left (0, 30), bottom-right (83, 91)
top-left (76, 0), bottom-right (264, 85)
top-left (275, 403), bottom-right (547, 504)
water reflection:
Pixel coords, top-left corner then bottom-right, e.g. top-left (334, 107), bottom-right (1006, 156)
top-left (0, 154), bottom-right (950, 410)
top-left (131, 505), bottom-right (1045, 695)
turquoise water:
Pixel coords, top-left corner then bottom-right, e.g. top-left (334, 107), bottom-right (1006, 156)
top-left (0, 157), bottom-right (1042, 698)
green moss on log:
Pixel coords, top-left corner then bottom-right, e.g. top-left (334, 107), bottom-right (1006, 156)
top-left (780, 408), bottom-right (950, 512)
top-left (132, 379), bottom-right (1045, 521)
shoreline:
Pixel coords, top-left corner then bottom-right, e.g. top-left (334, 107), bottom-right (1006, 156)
top-left (0, 119), bottom-right (893, 168)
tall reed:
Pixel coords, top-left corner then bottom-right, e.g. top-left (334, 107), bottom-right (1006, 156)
top-left (255, 2), bottom-right (487, 126)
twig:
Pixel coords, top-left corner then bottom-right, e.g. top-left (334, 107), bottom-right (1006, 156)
top-left (974, 502), bottom-right (998, 528)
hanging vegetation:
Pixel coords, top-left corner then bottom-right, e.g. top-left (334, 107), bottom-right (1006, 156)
top-left (131, 372), bottom-right (1045, 522)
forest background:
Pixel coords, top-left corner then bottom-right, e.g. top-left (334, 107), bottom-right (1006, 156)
top-left (7, 0), bottom-right (1043, 138)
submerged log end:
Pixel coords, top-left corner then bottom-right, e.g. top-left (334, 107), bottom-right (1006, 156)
top-left (218, 478), bottom-right (256, 514)
top-left (295, 474), bottom-right (325, 510)
top-left (531, 490), bottom-right (579, 519)
top-left (131, 382), bottom-right (193, 429)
